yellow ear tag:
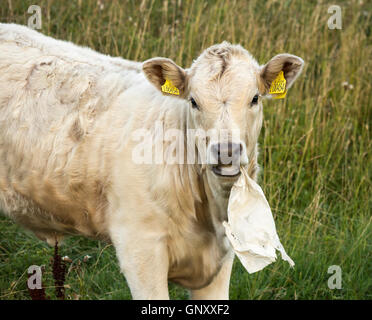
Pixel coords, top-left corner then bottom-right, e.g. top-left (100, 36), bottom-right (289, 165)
top-left (161, 79), bottom-right (180, 95)
top-left (269, 71), bottom-right (287, 99)
top-left (273, 90), bottom-right (287, 99)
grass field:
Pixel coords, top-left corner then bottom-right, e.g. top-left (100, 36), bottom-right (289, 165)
top-left (0, 0), bottom-right (371, 300)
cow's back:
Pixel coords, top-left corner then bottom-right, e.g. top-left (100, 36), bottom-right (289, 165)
top-left (0, 24), bottom-right (142, 242)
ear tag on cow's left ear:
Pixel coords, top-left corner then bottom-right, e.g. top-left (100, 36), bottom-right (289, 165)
top-left (273, 90), bottom-right (287, 99)
top-left (161, 79), bottom-right (180, 95)
top-left (269, 71), bottom-right (287, 99)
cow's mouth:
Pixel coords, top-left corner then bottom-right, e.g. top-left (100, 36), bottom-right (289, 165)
top-left (212, 164), bottom-right (241, 177)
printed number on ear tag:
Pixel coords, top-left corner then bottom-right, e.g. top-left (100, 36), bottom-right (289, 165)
top-left (269, 71), bottom-right (287, 99)
top-left (161, 79), bottom-right (180, 95)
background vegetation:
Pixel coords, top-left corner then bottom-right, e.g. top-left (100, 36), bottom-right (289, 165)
top-left (0, 0), bottom-right (371, 299)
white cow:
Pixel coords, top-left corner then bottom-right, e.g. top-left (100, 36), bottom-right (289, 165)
top-left (0, 23), bottom-right (303, 299)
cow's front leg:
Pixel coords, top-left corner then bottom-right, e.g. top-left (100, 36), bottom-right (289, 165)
top-left (190, 251), bottom-right (234, 300)
top-left (110, 225), bottom-right (170, 300)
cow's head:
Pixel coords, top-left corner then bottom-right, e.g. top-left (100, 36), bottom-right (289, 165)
top-left (143, 42), bottom-right (303, 186)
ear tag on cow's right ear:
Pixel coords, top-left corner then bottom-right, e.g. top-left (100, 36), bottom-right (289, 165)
top-left (161, 79), bottom-right (180, 95)
top-left (269, 71), bottom-right (287, 99)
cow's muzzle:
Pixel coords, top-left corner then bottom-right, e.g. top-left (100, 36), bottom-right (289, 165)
top-left (209, 142), bottom-right (245, 177)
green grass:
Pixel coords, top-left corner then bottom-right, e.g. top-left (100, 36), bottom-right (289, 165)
top-left (0, 0), bottom-right (371, 300)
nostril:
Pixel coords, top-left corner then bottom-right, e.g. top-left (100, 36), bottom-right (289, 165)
top-left (230, 143), bottom-right (241, 156)
top-left (210, 142), bottom-right (245, 166)
top-left (211, 144), bottom-right (220, 163)
top-left (212, 144), bottom-right (220, 155)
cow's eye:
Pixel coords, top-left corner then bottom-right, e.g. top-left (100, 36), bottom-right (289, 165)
top-left (190, 97), bottom-right (199, 110)
top-left (251, 94), bottom-right (259, 105)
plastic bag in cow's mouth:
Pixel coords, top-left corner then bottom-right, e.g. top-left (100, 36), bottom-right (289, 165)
top-left (223, 168), bottom-right (294, 273)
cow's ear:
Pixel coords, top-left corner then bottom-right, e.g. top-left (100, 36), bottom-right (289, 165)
top-left (142, 58), bottom-right (188, 98)
top-left (259, 54), bottom-right (304, 95)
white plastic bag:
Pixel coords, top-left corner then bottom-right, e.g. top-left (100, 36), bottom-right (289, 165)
top-left (223, 169), bottom-right (294, 273)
